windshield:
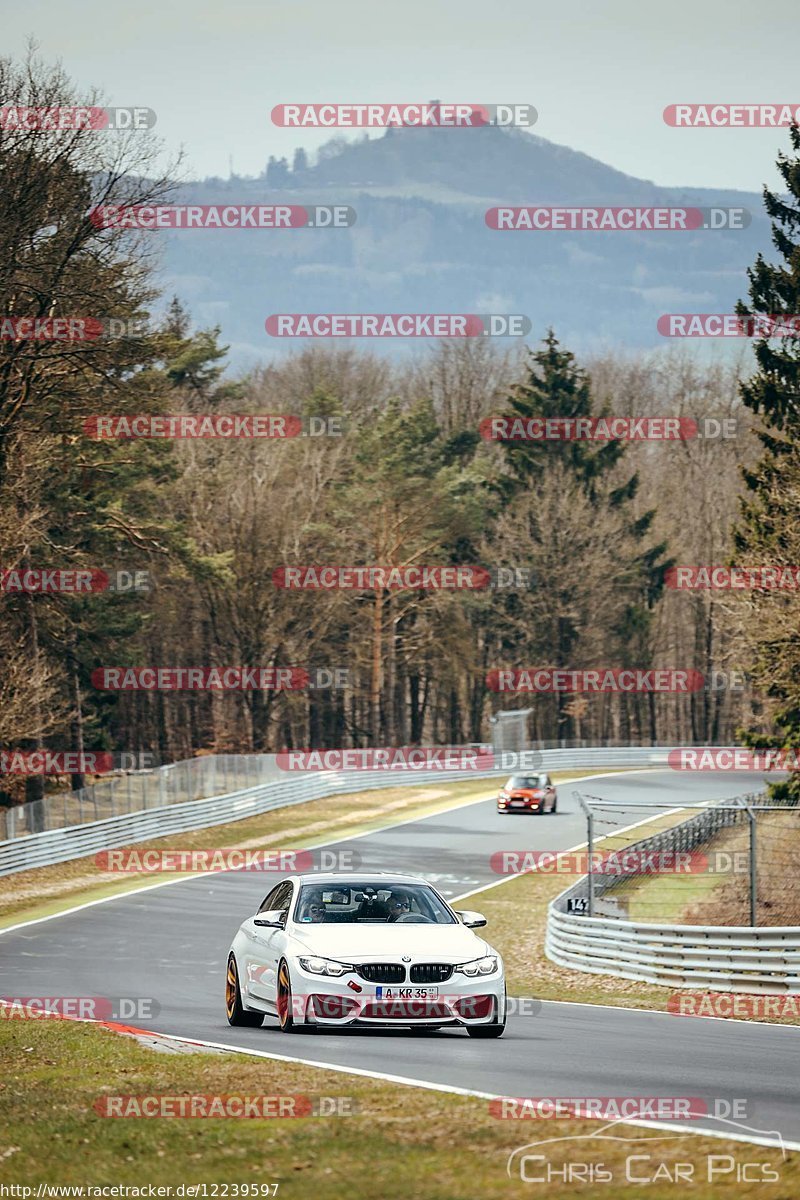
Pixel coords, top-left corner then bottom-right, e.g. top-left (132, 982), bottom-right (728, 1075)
top-left (293, 881), bottom-right (457, 925)
top-left (508, 774), bottom-right (547, 788)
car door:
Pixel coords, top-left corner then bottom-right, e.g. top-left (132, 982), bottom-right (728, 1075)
top-left (247, 880), bottom-right (294, 1005)
top-left (545, 775), bottom-right (556, 810)
top-left (242, 881), bottom-right (289, 1003)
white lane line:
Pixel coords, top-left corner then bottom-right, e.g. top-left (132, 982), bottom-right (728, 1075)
top-left (534, 996), bottom-right (800, 1030)
top-left (110, 1026), bottom-right (800, 1153)
top-left (450, 799), bottom-right (686, 902)
top-left (0, 768), bottom-right (651, 937)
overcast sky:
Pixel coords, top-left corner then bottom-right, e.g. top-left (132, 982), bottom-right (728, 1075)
top-left (6, 0), bottom-right (799, 192)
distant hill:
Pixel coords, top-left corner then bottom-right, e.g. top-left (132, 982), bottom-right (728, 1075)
top-left (155, 126), bottom-right (771, 370)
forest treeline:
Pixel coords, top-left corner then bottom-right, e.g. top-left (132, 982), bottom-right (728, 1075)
top-left (2, 51), bottom-right (800, 805)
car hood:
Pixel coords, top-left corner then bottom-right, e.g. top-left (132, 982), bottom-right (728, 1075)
top-left (290, 922), bottom-right (491, 962)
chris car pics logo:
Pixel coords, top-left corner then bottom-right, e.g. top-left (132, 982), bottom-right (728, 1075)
top-left (506, 1117), bottom-right (785, 1185)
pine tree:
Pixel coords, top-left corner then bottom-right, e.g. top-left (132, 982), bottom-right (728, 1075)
top-left (492, 332), bottom-right (671, 740)
top-left (734, 125), bottom-right (800, 798)
top-left (497, 330), bottom-right (626, 498)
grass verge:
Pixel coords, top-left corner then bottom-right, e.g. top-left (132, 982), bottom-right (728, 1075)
top-left (0, 1018), bottom-right (794, 1197)
top-left (620, 811), bottom-right (800, 927)
top-left (463, 807), bottom-right (800, 1025)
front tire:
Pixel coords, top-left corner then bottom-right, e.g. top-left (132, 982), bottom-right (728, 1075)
top-left (226, 954), bottom-right (264, 1027)
top-left (277, 959), bottom-right (314, 1033)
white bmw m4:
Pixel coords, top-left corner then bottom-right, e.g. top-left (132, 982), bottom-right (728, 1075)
top-left (226, 872), bottom-right (506, 1037)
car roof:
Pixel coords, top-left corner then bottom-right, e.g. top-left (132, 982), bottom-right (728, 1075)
top-left (292, 871), bottom-right (429, 886)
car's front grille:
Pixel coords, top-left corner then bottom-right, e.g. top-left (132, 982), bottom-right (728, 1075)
top-left (410, 963), bottom-right (454, 983)
top-left (360, 1000), bottom-right (453, 1020)
top-left (356, 963), bottom-right (406, 983)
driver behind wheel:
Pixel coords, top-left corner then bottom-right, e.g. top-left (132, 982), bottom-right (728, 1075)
top-left (387, 892), bottom-right (411, 922)
top-left (300, 891), bottom-right (327, 922)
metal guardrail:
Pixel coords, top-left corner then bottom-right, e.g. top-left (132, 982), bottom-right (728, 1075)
top-left (546, 795), bottom-right (800, 994)
top-left (0, 754), bottom-right (281, 841)
top-left (0, 744), bottom-right (681, 877)
top-left (1, 742), bottom-right (688, 842)
top-left (546, 908), bottom-right (800, 993)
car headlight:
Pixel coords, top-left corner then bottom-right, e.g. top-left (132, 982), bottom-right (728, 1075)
top-left (455, 956), bottom-right (498, 977)
top-left (297, 956), bottom-right (353, 977)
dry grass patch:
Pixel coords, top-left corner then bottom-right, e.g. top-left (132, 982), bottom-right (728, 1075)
top-left (0, 1018), bottom-right (794, 1198)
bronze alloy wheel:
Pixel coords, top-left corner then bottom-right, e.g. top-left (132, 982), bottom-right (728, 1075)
top-left (277, 959), bottom-right (293, 1029)
top-left (276, 959), bottom-right (315, 1033)
top-left (225, 957), bottom-right (237, 1019)
top-left (225, 954), bottom-right (264, 1027)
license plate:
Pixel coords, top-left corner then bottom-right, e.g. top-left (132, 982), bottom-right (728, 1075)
top-left (511, 799), bottom-right (527, 806)
top-left (375, 986), bottom-right (439, 999)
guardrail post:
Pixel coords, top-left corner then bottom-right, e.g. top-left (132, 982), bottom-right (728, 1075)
top-left (574, 791), bottom-right (594, 917)
top-left (744, 798), bottom-right (757, 927)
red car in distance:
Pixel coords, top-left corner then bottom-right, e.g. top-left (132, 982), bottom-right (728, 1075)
top-left (497, 772), bottom-right (557, 814)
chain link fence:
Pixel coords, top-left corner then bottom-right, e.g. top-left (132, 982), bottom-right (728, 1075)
top-left (0, 740), bottom-right (709, 844)
top-left (0, 755), bottom-right (285, 841)
top-left (557, 790), bottom-right (800, 928)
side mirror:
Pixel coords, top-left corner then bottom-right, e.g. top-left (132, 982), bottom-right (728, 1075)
top-left (253, 909), bottom-right (286, 928)
top-left (455, 909), bottom-right (487, 928)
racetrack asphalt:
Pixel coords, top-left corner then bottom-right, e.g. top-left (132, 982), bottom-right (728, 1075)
top-left (2, 768), bottom-right (797, 1149)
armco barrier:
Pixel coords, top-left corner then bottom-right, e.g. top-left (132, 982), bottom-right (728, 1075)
top-left (0, 745), bottom-right (680, 876)
top-left (546, 798), bottom-right (800, 994)
top-left (546, 908), bottom-right (800, 993)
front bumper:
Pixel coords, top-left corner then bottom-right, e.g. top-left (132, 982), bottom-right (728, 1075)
top-left (498, 795), bottom-right (542, 811)
top-left (291, 965), bottom-right (505, 1027)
